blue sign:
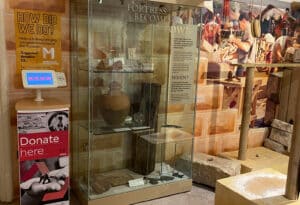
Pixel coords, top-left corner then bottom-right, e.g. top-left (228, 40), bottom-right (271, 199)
top-left (26, 72), bottom-right (54, 86)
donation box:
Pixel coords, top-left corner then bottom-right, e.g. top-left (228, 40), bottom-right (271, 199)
top-left (16, 99), bottom-right (70, 205)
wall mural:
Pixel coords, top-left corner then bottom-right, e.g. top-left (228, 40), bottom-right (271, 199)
top-left (170, 0), bottom-right (300, 154)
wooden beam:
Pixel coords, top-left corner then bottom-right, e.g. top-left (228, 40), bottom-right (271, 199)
top-left (285, 69), bottom-right (300, 200)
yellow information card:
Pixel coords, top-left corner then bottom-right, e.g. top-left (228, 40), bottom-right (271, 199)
top-left (14, 9), bottom-right (62, 72)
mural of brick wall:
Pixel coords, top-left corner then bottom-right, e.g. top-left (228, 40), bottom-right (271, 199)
top-left (194, 84), bottom-right (224, 111)
top-left (197, 56), bottom-right (208, 85)
top-left (194, 127), bottom-right (268, 155)
top-left (192, 67), bottom-right (269, 156)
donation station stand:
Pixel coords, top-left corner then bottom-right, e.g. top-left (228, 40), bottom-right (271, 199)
top-left (16, 70), bottom-right (70, 205)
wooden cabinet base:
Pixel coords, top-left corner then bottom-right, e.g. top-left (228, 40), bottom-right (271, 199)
top-left (74, 179), bottom-right (192, 205)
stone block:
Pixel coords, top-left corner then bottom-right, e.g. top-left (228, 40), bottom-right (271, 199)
top-left (215, 168), bottom-right (289, 205)
top-left (194, 84), bottom-right (224, 111)
top-left (218, 147), bottom-right (289, 174)
top-left (206, 109), bottom-right (238, 136)
top-left (222, 134), bottom-right (240, 152)
top-left (194, 136), bottom-right (222, 155)
top-left (264, 138), bottom-right (287, 154)
top-left (269, 128), bottom-right (292, 148)
top-left (180, 153), bottom-right (240, 188)
top-left (272, 119), bottom-right (293, 133)
top-left (248, 128), bottom-right (269, 148)
top-left (221, 128), bottom-right (268, 153)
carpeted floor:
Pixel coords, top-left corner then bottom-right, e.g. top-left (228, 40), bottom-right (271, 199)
top-left (1, 183), bottom-right (215, 205)
top-left (134, 184), bottom-right (215, 205)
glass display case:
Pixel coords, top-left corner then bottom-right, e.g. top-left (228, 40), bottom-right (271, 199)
top-left (71, 0), bottom-right (202, 204)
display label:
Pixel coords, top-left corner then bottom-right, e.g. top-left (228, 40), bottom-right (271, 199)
top-left (14, 9), bottom-right (62, 72)
top-left (17, 109), bottom-right (69, 205)
top-left (128, 178), bottom-right (145, 187)
top-left (168, 25), bottom-right (197, 104)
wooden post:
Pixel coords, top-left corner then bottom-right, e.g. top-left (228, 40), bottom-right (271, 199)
top-left (238, 67), bottom-right (255, 160)
top-left (0, 8), bottom-right (14, 202)
top-left (285, 70), bottom-right (300, 200)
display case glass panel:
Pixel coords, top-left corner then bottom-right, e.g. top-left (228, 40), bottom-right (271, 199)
top-left (71, 0), bottom-right (201, 203)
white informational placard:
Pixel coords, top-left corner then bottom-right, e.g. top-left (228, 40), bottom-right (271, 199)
top-left (168, 25), bottom-right (198, 104)
top-left (128, 178), bottom-right (145, 187)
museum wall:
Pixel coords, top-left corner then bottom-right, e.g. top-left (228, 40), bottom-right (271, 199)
top-left (0, 0), bottom-right (300, 202)
top-left (0, 0), bottom-right (71, 202)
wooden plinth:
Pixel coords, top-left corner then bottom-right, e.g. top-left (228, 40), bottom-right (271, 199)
top-left (74, 179), bottom-right (192, 205)
top-left (218, 147), bottom-right (289, 174)
top-left (215, 168), bottom-right (299, 205)
top-left (15, 98), bottom-right (70, 111)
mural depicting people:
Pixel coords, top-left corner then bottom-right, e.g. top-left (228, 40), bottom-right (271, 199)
top-left (202, 14), bottom-right (221, 47)
top-left (228, 12), bottom-right (254, 79)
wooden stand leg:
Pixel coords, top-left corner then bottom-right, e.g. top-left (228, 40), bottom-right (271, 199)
top-left (238, 67), bottom-right (255, 160)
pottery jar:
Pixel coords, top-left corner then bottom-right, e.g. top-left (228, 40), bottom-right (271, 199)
top-left (99, 81), bottom-right (130, 126)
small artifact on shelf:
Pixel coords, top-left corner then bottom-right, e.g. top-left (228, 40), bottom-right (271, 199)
top-left (91, 178), bottom-right (112, 194)
top-left (147, 178), bottom-right (159, 185)
top-left (99, 81), bottom-right (130, 126)
top-left (95, 58), bottom-right (123, 71)
top-left (112, 60), bottom-right (123, 70)
top-left (96, 60), bottom-right (107, 70)
top-left (91, 171), bottom-right (133, 194)
top-left (172, 172), bottom-right (184, 178)
top-left (160, 175), bottom-right (174, 181)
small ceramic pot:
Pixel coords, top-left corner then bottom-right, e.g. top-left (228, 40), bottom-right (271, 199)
top-left (99, 81), bottom-right (130, 126)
